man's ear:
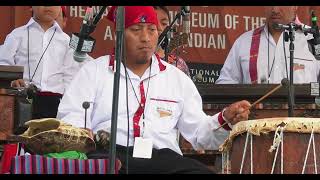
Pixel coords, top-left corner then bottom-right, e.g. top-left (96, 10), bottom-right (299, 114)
top-left (63, 18), bottom-right (68, 28)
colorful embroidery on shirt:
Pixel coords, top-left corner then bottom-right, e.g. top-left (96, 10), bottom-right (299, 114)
top-left (293, 63), bottom-right (305, 71)
top-left (156, 107), bottom-right (173, 118)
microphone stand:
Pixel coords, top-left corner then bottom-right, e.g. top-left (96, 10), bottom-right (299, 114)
top-left (164, 33), bottom-right (170, 62)
top-left (90, 6), bottom-right (107, 34)
top-left (70, 6), bottom-right (106, 62)
top-left (157, 7), bottom-right (188, 62)
top-left (284, 23), bottom-right (295, 117)
top-left (82, 102), bottom-right (90, 129)
top-left (108, 6), bottom-right (125, 174)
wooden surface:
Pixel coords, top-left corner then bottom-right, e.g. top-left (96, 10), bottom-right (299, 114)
top-left (0, 66), bottom-right (24, 88)
top-left (0, 65), bottom-right (23, 73)
top-left (0, 94), bottom-right (15, 140)
top-left (230, 132), bottom-right (320, 174)
top-left (198, 84), bottom-right (317, 104)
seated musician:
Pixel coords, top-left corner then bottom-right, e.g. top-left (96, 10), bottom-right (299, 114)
top-left (153, 6), bottom-right (191, 77)
top-left (216, 6), bottom-right (320, 84)
top-left (0, 6), bottom-right (85, 174)
top-left (57, 6), bottom-right (251, 174)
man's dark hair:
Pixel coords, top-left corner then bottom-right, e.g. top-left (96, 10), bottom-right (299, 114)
top-left (153, 6), bottom-right (170, 20)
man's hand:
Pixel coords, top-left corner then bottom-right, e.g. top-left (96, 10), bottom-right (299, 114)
top-left (11, 79), bottom-right (26, 88)
top-left (94, 130), bottom-right (110, 150)
top-left (223, 100), bottom-right (251, 125)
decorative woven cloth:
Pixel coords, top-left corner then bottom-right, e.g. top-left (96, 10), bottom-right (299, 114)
top-left (10, 155), bottom-right (120, 174)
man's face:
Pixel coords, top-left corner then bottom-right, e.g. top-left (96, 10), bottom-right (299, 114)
top-left (125, 23), bottom-right (158, 64)
top-left (155, 9), bottom-right (170, 36)
top-left (265, 6), bottom-right (297, 28)
top-left (32, 6), bottom-right (61, 23)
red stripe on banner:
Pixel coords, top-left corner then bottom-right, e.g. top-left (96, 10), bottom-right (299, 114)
top-left (43, 156), bottom-right (47, 174)
top-left (87, 160), bottom-right (91, 174)
top-left (249, 26), bottom-right (264, 84)
top-left (65, 159), bottom-right (69, 174)
top-left (21, 156), bottom-right (25, 174)
top-left (85, 159), bottom-right (89, 174)
top-left (74, 160), bottom-right (79, 174)
top-left (31, 155), bottom-right (36, 174)
top-left (53, 158), bottom-right (58, 174)
top-left (150, 98), bottom-right (178, 103)
top-left (39, 155), bottom-right (44, 174)
top-left (94, 160), bottom-right (98, 174)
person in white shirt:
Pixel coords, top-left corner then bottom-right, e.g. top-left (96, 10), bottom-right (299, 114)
top-left (216, 6), bottom-right (320, 84)
top-left (57, 6), bottom-right (251, 174)
top-left (0, 6), bottom-right (83, 119)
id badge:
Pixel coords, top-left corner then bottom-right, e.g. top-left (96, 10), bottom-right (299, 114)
top-left (132, 137), bottom-right (153, 159)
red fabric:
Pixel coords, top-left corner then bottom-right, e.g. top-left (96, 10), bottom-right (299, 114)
top-left (109, 55), bottom-right (115, 71)
top-left (249, 26), bottom-right (264, 84)
top-left (132, 82), bottom-right (146, 138)
top-left (218, 112), bottom-right (232, 131)
top-left (107, 6), bottom-right (158, 28)
top-left (61, 6), bottom-right (67, 17)
top-left (0, 144), bottom-right (19, 174)
top-left (155, 53), bottom-right (166, 71)
top-left (36, 91), bottom-right (62, 97)
top-left (10, 155), bottom-right (120, 174)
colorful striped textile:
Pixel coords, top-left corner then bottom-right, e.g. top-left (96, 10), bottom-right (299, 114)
top-left (10, 155), bottom-right (120, 174)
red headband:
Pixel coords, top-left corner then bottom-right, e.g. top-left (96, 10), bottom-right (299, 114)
top-left (107, 6), bottom-right (158, 28)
